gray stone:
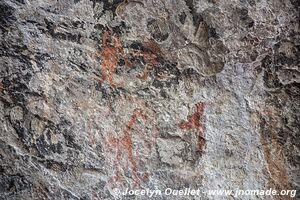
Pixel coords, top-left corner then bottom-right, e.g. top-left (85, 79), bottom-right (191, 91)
top-left (0, 0), bottom-right (299, 199)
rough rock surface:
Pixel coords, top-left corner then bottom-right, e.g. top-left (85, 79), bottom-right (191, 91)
top-left (0, 0), bottom-right (299, 199)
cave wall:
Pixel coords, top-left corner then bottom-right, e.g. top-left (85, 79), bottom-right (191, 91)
top-left (0, 0), bottom-right (299, 199)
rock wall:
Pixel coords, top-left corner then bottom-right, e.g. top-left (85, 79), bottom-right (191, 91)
top-left (0, 0), bottom-right (299, 199)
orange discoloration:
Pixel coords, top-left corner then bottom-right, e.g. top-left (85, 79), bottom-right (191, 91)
top-left (122, 110), bottom-right (146, 182)
top-left (139, 39), bottom-right (162, 66)
top-left (0, 82), bottom-right (5, 92)
top-left (106, 109), bottom-right (147, 187)
top-left (106, 135), bottom-right (125, 183)
top-left (129, 46), bottom-right (160, 80)
top-left (96, 31), bottom-right (162, 85)
top-left (144, 38), bottom-right (163, 55)
top-left (99, 31), bottom-right (126, 87)
top-left (179, 102), bottom-right (206, 152)
top-left (142, 51), bottom-right (159, 67)
top-left (257, 109), bottom-right (291, 196)
top-left (138, 39), bottom-right (162, 68)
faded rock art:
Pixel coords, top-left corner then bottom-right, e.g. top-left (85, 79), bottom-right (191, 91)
top-left (0, 0), bottom-right (299, 199)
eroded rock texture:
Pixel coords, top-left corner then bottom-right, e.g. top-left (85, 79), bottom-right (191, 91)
top-left (0, 0), bottom-right (299, 199)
